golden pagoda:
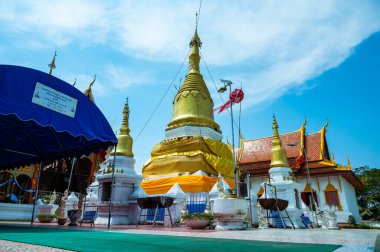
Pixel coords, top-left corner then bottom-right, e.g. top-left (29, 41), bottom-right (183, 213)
top-left (270, 115), bottom-right (290, 168)
top-left (140, 29), bottom-right (234, 195)
top-left (115, 98), bottom-right (134, 157)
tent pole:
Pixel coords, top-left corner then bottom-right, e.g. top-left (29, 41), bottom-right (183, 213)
top-left (67, 157), bottom-right (77, 192)
top-left (108, 144), bottom-right (117, 229)
top-left (31, 162), bottom-right (43, 225)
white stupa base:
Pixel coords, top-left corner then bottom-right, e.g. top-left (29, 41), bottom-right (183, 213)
top-left (95, 203), bottom-right (130, 225)
top-left (97, 155), bottom-right (137, 178)
top-left (165, 126), bottom-right (222, 141)
top-left (262, 166), bottom-right (305, 228)
top-left (94, 154), bottom-right (142, 226)
top-left (212, 198), bottom-right (248, 230)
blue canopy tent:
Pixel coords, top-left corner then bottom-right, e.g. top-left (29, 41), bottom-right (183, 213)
top-left (0, 65), bottom-right (117, 224)
top-left (0, 65), bottom-right (117, 168)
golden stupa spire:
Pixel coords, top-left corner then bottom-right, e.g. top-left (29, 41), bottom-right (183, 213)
top-left (270, 115), bottom-right (289, 167)
top-left (84, 75), bottom-right (96, 103)
top-left (48, 51), bottom-right (57, 75)
top-left (115, 98), bottom-right (133, 157)
top-left (166, 17), bottom-right (220, 133)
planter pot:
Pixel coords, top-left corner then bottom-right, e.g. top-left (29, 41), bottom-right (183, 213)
top-left (184, 218), bottom-right (210, 229)
top-left (37, 205), bottom-right (53, 215)
top-left (38, 217), bottom-right (53, 223)
top-left (67, 209), bottom-right (81, 226)
top-left (57, 218), bottom-right (67, 225)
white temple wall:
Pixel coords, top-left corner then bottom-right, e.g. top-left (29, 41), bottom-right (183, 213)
top-left (250, 177), bottom-right (264, 196)
top-left (340, 177), bottom-right (361, 223)
top-left (247, 174), bottom-right (361, 224)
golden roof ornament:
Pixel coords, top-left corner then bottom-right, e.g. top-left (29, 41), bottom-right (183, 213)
top-left (166, 24), bottom-right (220, 132)
top-left (48, 51), bottom-right (57, 75)
top-left (270, 115), bottom-right (290, 168)
top-left (84, 75), bottom-right (96, 103)
top-left (115, 98), bottom-right (134, 157)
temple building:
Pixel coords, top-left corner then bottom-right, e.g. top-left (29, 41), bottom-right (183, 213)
top-left (140, 29), bottom-right (234, 195)
top-left (238, 119), bottom-right (363, 223)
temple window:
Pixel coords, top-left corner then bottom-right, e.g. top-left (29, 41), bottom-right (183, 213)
top-left (301, 182), bottom-right (318, 211)
top-left (324, 183), bottom-right (342, 211)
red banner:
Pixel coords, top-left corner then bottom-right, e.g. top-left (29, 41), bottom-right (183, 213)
top-left (214, 89), bottom-right (244, 113)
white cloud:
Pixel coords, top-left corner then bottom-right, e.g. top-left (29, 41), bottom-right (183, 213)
top-left (1, 0), bottom-right (380, 107)
top-left (105, 65), bottom-right (154, 89)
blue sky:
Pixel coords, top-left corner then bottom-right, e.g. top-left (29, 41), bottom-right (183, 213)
top-left (1, 1), bottom-right (379, 173)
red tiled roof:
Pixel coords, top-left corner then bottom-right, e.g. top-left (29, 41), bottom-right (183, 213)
top-left (238, 131), bottom-right (323, 164)
top-left (236, 123), bottom-right (363, 189)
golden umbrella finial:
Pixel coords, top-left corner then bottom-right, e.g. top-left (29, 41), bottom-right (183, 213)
top-left (84, 74), bottom-right (96, 103)
top-left (270, 114), bottom-right (289, 168)
top-left (48, 51), bottom-right (57, 75)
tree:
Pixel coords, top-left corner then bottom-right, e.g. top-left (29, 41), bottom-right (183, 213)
top-left (354, 166), bottom-right (380, 220)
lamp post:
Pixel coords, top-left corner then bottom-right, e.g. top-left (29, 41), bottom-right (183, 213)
top-left (218, 79), bottom-right (239, 197)
top-left (287, 138), bottom-right (319, 227)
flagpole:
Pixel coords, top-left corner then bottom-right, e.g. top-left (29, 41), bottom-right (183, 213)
top-left (31, 162), bottom-right (43, 225)
top-left (218, 79), bottom-right (242, 197)
top-left (108, 142), bottom-right (118, 229)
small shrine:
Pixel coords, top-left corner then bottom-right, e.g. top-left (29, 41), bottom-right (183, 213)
top-left (94, 99), bottom-right (142, 225)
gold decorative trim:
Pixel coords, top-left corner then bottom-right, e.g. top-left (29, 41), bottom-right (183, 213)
top-left (316, 177), bottom-right (321, 192)
top-left (319, 118), bottom-right (329, 160)
top-left (166, 118), bottom-right (221, 133)
top-left (299, 117), bottom-right (307, 156)
top-left (337, 175), bottom-right (342, 192)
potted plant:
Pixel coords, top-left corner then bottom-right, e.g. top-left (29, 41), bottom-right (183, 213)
top-left (55, 206), bottom-right (67, 225)
top-left (182, 213), bottom-right (214, 229)
top-left (36, 214), bottom-right (57, 223)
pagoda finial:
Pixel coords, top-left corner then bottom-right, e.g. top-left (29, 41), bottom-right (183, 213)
top-left (122, 97), bottom-right (130, 123)
top-left (272, 114), bottom-right (280, 138)
top-left (115, 97), bottom-right (133, 157)
top-left (270, 115), bottom-right (290, 168)
top-left (48, 51), bottom-right (57, 75)
top-left (188, 13), bottom-right (202, 74)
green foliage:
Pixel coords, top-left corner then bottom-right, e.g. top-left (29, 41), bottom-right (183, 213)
top-left (182, 213), bottom-right (214, 221)
top-left (354, 166), bottom-right (380, 221)
top-left (41, 196), bottom-right (51, 204)
top-left (348, 215), bottom-right (356, 227)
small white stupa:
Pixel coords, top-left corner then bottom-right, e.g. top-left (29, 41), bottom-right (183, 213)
top-left (94, 98), bottom-right (142, 225)
top-left (260, 116), bottom-right (304, 228)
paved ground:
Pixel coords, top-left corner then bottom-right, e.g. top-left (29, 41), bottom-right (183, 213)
top-left (0, 222), bottom-right (378, 252)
